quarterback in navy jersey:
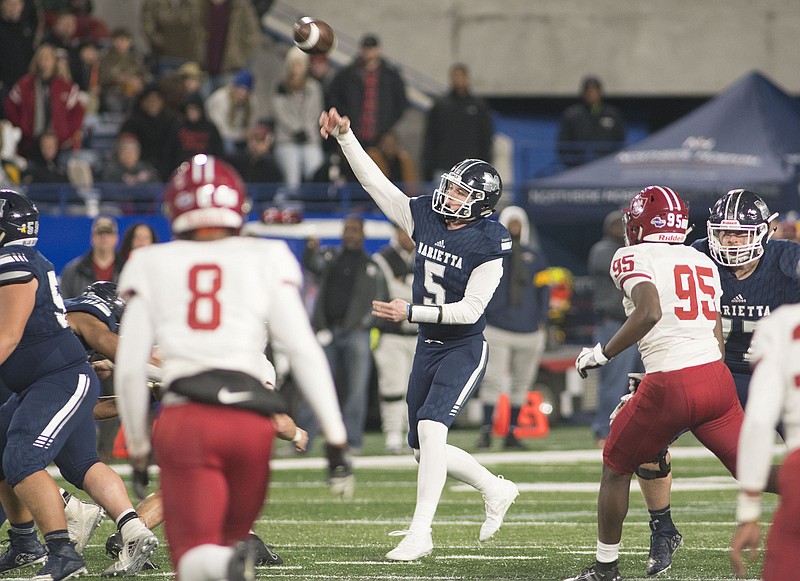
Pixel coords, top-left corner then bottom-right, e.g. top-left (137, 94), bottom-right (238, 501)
top-left (321, 108), bottom-right (519, 562)
top-left (634, 189), bottom-right (800, 578)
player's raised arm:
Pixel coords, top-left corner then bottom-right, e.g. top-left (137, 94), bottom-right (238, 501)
top-left (320, 108), bottom-right (414, 235)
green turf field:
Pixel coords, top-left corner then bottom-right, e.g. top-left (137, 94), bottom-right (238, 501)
top-left (27, 426), bottom-right (776, 580)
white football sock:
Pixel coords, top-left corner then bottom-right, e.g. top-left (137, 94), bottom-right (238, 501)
top-left (179, 544), bottom-right (234, 581)
top-left (445, 443), bottom-right (497, 494)
top-left (596, 540), bottom-right (620, 563)
top-left (408, 420), bottom-right (448, 533)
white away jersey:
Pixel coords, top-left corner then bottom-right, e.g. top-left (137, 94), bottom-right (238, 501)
top-left (610, 243), bottom-right (722, 372)
top-left (737, 303), bottom-right (800, 492)
top-left (119, 237), bottom-right (302, 385)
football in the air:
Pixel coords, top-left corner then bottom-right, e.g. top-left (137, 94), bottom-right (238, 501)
top-left (293, 17), bottom-right (336, 55)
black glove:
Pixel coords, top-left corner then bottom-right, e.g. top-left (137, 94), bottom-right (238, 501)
top-left (132, 467), bottom-right (150, 501)
top-left (325, 443), bottom-right (354, 500)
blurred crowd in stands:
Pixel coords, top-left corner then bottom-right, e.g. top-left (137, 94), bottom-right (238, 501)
top-left (0, 0), bottom-right (630, 220)
top-left (0, 0), bottom-right (536, 218)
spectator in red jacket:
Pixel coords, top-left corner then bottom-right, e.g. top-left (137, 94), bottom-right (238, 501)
top-left (4, 42), bottom-right (85, 158)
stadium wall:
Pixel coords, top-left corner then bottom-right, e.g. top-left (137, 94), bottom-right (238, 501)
top-left (94, 0), bottom-right (800, 97)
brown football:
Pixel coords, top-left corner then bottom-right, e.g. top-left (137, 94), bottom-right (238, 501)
top-left (293, 17), bottom-right (336, 55)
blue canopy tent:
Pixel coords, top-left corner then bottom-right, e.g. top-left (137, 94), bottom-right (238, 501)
top-left (523, 71), bottom-right (800, 224)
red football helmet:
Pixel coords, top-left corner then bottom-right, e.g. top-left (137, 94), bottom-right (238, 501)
top-left (163, 155), bottom-right (249, 234)
top-left (623, 185), bottom-right (689, 245)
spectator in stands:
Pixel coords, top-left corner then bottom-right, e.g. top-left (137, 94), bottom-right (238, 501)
top-left (422, 63), bottom-right (494, 182)
top-left (228, 121), bottom-right (284, 183)
top-left (60, 215), bottom-right (121, 298)
top-left (309, 54), bottom-right (334, 94)
top-left (773, 216), bottom-right (799, 242)
top-left (206, 69), bottom-right (257, 157)
top-left (179, 61), bottom-right (203, 97)
top-left (42, 10), bottom-right (79, 62)
top-left (200, 0), bottom-right (260, 96)
top-left (159, 60), bottom-right (204, 120)
top-left (297, 215), bottom-right (388, 453)
top-left (25, 131), bottom-right (69, 183)
top-left (476, 206), bottom-right (550, 450)
top-left (64, 0), bottom-right (109, 41)
top-left (327, 34), bottom-right (408, 148)
top-left (166, 92), bottom-right (224, 169)
top-left (372, 225), bottom-right (417, 454)
top-left (588, 210), bottom-right (642, 448)
top-left (4, 43), bottom-right (85, 158)
top-left (367, 130), bottom-right (418, 196)
top-left (557, 75), bottom-right (626, 168)
top-left (117, 222), bottom-right (158, 269)
top-left (0, 120), bottom-right (26, 186)
top-left (271, 47), bottom-right (325, 189)
top-left (41, 0), bottom-right (108, 42)
top-left (98, 27), bottom-right (149, 115)
top-left (119, 83), bottom-right (177, 180)
top-left (0, 0), bottom-right (41, 110)
top-left (100, 133), bottom-right (160, 185)
top-left (70, 38), bottom-right (100, 114)
top-left (140, 0), bottom-right (203, 77)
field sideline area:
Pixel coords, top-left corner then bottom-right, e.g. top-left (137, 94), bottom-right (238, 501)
top-left (28, 426), bottom-right (774, 580)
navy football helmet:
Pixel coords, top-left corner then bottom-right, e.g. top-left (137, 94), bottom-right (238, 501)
top-left (432, 159), bottom-right (502, 220)
top-left (83, 281), bottom-right (126, 322)
top-left (0, 189), bottom-right (39, 247)
top-left (707, 189), bottom-right (778, 266)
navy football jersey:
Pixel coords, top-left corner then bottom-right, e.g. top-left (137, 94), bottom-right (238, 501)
top-left (0, 245), bottom-right (88, 393)
top-left (64, 295), bottom-right (120, 356)
top-left (692, 237), bottom-right (800, 374)
top-left (409, 195), bottom-right (511, 341)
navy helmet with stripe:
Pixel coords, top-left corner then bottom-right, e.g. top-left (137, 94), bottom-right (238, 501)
top-left (0, 189), bottom-right (39, 247)
top-left (432, 159), bottom-right (502, 221)
top-left (622, 185), bottom-right (689, 246)
top-left (82, 281), bottom-right (126, 322)
top-left (707, 188), bottom-right (778, 267)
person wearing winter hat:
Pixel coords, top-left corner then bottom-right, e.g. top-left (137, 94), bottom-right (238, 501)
top-left (206, 69), bottom-right (258, 156)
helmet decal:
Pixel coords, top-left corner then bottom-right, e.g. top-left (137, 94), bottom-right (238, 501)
top-left (622, 185), bottom-right (689, 246)
top-left (431, 159), bottom-right (503, 221)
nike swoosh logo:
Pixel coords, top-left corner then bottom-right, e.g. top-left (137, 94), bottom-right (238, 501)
top-left (217, 387), bottom-right (253, 404)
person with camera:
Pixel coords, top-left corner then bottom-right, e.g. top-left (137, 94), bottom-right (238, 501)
top-left (270, 47), bottom-right (325, 189)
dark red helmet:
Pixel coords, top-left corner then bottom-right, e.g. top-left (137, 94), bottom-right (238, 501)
top-left (163, 155), bottom-right (249, 234)
top-left (623, 185), bottom-right (689, 246)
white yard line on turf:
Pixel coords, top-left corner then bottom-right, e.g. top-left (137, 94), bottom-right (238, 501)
top-left (59, 446), bottom-right (737, 478)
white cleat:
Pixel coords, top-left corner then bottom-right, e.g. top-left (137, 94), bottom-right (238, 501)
top-left (101, 523), bottom-right (158, 577)
top-left (479, 475), bottom-right (519, 541)
top-left (64, 494), bottom-right (105, 554)
top-left (385, 528), bottom-right (433, 561)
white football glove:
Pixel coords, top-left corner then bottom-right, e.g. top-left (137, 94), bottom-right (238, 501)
top-left (575, 343), bottom-right (609, 378)
top-left (609, 372), bottom-right (645, 424)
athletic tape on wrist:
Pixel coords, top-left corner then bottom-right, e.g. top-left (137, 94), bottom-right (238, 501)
top-left (408, 304), bottom-right (442, 324)
top-left (736, 491), bottom-right (761, 523)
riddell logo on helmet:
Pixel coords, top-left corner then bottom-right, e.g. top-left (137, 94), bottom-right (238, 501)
top-left (657, 233), bottom-right (684, 242)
